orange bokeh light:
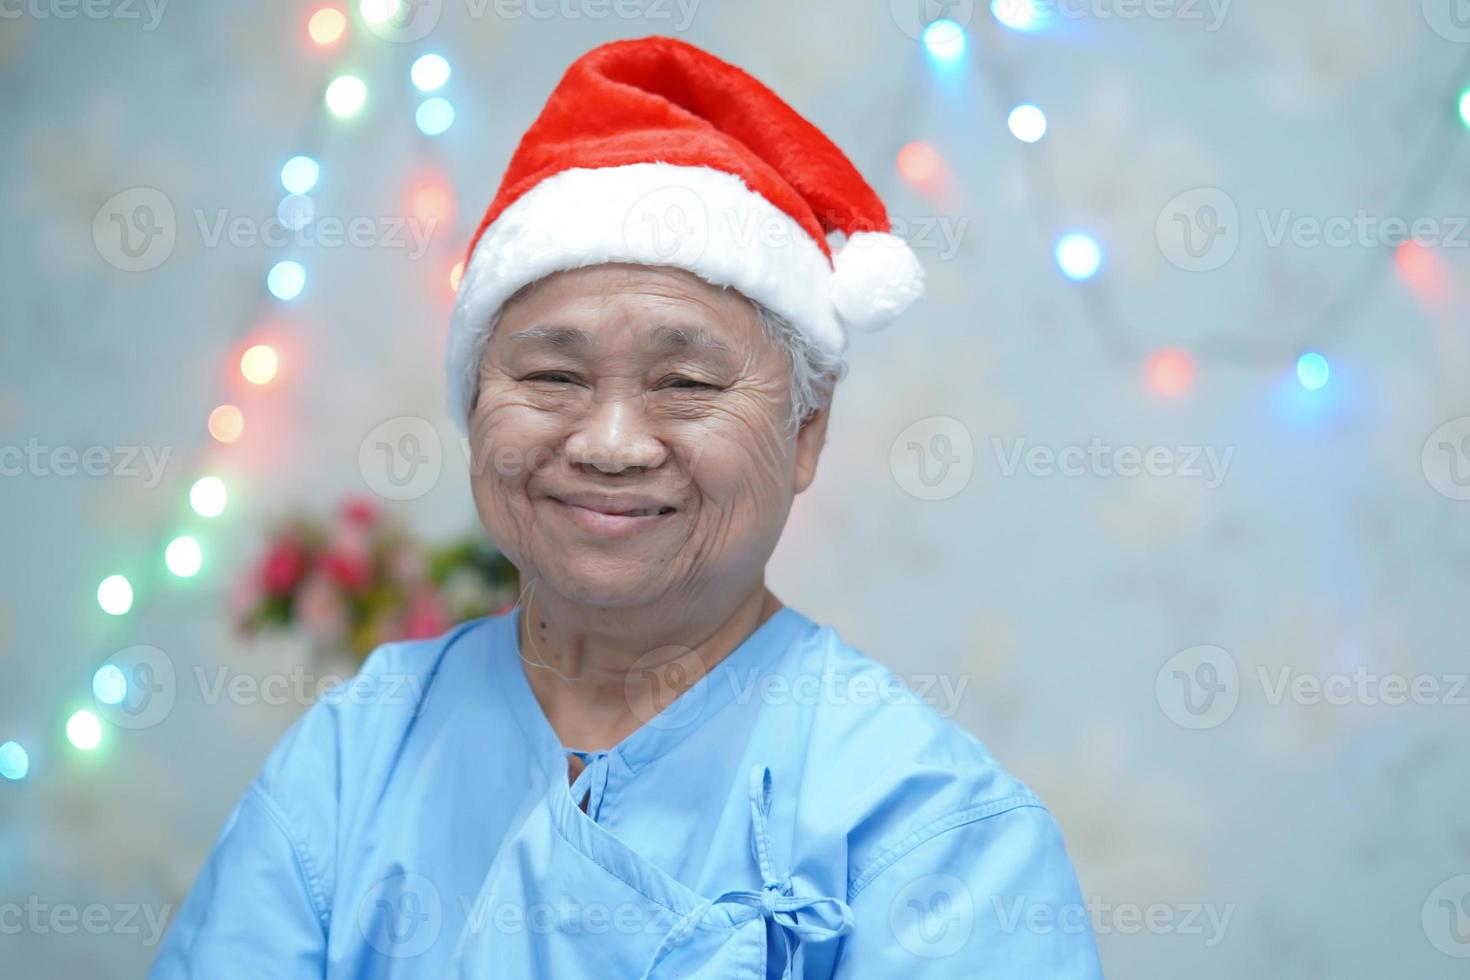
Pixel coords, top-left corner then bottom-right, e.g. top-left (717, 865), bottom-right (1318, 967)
top-left (411, 184), bottom-right (453, 224)
top-left (308, 8), bottom-right (346, 46)
top-left (208, 404), bottom-right (245, 443)
top-left (449, 260), bottom-right (465, 292)
top-left (240, 345), bottom-right (279, 385)
top-left (897, 141), bottom-right (941, 184)
top-left (1145, 348), bottom-right (1194, 396)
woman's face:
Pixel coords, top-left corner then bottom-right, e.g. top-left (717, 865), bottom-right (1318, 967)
top-left (468, 264), bottom-right (830, 610)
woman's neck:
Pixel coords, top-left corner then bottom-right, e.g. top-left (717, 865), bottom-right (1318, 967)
top-left (516, 580), bottom-right (781, 753)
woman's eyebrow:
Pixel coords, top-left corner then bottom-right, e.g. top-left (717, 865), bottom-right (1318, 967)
top-left (507, 324), bottom-right (732, 356)
top-left (506, 325), bottom-right (593, 351)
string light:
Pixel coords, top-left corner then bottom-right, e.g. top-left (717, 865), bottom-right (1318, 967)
top-left (411, 54), bottom-right (451, 93)
top-left (190, 476), bottom-right (228, 518)
top-left (325, 75), bottom-right (367, 118)
top-left (97, 575), bottom-right (133, 616)
top-left (1296, 352), bottom-right (1330, 390)
top-left (92, 665), bottom-right (127, 706)
top-left (1145, 348), bottom-right (1194, 396)
top-left (307, 7), bottom-right (347, 46)
top-left (267, 260), bottom-right (306, 300)
top-left (0, 741), bottom-right (28, 780)
top-left (208, 405), bottom-right (245, 443)
top-left (241, 344), bottom-right (279, 385)
top-left (1007, 104), bottom-right (1047, 143)
top-left (165, 536), bottom-right (203, 578)
top-left (66, 710), bottom-right (102, 751)
top-left (415, 97), bottom-right (456, 136)
top-left (897, 141), bottom-right (941, 185)
top-left (992, 0), bottom-right (1041, 31)
top-left (359, 0), bottom-right (401, 26)
top-left (1055, 232), bottom-right (1102, 281)
top-left (449, 260), bottom-right (465, 292)
top-left (280, 155), bottom-right (320, 195)
top-left (922, 19), bottom-right (966, 61)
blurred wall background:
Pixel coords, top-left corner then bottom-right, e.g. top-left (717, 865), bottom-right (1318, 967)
top-left (4, 1), bottom-right (1470, 976)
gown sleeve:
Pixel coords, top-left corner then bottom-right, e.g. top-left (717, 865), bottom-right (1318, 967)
top-left (148, 781), bottom-right (329, 978)
top-left (830, 801), bottom-right (1104, 979)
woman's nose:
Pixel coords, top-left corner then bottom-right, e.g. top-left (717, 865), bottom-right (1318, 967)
top-left (563, 395), bottom-right (668, 474)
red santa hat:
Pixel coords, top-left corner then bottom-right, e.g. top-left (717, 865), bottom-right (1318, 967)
top-left (446, 36), bottom-right (925, 430)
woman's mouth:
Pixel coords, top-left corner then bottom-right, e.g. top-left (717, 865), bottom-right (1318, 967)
top-left (546, 496), bottom-right (678, 539)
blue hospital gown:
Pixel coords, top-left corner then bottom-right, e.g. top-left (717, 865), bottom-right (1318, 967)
top-left (151, 605), bottom-right (1103, 978)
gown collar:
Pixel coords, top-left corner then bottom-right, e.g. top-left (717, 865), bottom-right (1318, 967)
top-left (491, 601), bottom-right (815, 779)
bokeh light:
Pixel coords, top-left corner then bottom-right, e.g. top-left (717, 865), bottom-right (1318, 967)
top-left (208, 404), bottom-right (245, 443)
top-left (992, 0), bottom-right (1040, 31)
top-left (267, 260), bottom-right (306, 300)
top-left (97, 575), bottom-right (133, 616)
top-left (93, 665), bottom-right (127, 706)
top-left (1145, 348), bottom-right (1195, 396)
top-left (922, 19), bottom-right (966, 61)
top-left (1055, 232), bottom-right (1102, 280)
top-left (1296, 351), bottom-right (1330, 390)
top-left (165, 536), bottom-right (203, 578)
top-left (359, 0), bottom-right (401, 25)
top-left (241, 344), bottom-right (279, 385)
top-left (1007, 104), bottom-right (1047, 143)
top-left (449, 260), bottom-right (465, 292)
top-left (325, 75), bottom-right (367, 118)
top-left (411, 53), bottom-right (451, 92)
top-left (897, 141), bottom-right (941, 185)
top-left (190, 476), bottom-right (228, 518)
top-left (411, 184), bottom-right (453, 224)
top-left (1460, 88), bottom-right (1470, 129)
top-left (415, 97), bottom-right (456, 136)
top-left (280, 155), bottom-right (320, 195)
top-left (0, 741), bottom-right (28, 780)
top-left (66, 710), bottom-right (102, 751)
top-left (307, 7), bottom-right (347, 46)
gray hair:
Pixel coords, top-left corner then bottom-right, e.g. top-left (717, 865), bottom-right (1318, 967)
top-left (471, 287), bottom-right (845, 435)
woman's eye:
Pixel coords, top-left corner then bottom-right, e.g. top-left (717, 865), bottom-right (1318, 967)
top-left (660, 376), bottom-right (716, 391)
top-left (525, 372), bottom-right (576, 385)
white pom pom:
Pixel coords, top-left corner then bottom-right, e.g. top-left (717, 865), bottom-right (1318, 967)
top-left (829, 231), bottom-right (925, 333)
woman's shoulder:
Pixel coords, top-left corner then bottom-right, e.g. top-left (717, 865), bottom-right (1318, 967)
top-left (780, 613), bottom-right (1060, 886)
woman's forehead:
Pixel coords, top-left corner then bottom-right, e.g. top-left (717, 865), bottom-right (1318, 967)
top-left (494, 265), bottom-right (769, 355)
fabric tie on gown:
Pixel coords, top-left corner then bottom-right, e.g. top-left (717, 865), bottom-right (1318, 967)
top-left (642, 766), bottom-right (854, 978)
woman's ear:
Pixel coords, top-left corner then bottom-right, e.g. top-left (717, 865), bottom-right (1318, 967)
top-left (792, 402), bottom-right (832, 495)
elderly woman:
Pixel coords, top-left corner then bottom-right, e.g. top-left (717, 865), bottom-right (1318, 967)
top-left (153, 37), bottom-right (1101, 979)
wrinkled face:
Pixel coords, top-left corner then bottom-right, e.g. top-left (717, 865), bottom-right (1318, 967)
top-left (468, 264), bottom-right (830, 609)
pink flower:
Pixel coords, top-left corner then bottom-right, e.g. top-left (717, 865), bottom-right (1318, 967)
top-left (400, 589), bottom-right (450, 640)
top-left (260, 542), bottom-right (306, 597)
top-left (340, 498), bottom-right (380, 528)
top-left (319, 550), bottom-right (374, 593)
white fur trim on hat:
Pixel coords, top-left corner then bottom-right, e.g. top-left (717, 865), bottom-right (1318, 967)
top-left (445, 163), bottom-right (922, 431)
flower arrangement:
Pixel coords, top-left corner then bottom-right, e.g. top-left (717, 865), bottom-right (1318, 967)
top-left (233, 498), bottom-right (520, 660)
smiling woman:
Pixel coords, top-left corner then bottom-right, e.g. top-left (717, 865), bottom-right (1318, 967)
top-left (151, 36), bottom-right (1102, 979)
